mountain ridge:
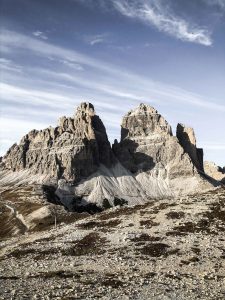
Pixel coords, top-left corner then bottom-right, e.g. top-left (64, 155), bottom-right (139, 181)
top-left (0, 102), bottom-right (221, 210)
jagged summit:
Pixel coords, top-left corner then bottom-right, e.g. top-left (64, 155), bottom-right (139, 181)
top-left (176, 123), bottom-right (204, 172)
top-left (126, 103), bottom-right (158, 116)
top-left (1, 102), bottom-right (113, 183)
top-left (0, 102), bottom-right (217, 210)
top-left (121, 103), bottom-right (172, 141)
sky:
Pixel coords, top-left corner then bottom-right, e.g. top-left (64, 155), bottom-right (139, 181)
top-left (0, 0), bottom-right (225, 166)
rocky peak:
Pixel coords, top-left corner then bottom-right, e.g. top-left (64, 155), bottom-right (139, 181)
top-left (176, 123), bottom-right (204, 172)
top-left (1, 102), bottom-right (215, 208)
top-left (2, 102), bottom-right (113, 182)
top-left (121, 103), bottom-right (172, 141)
top-left (177, 123), bottom-right (197, 147)
top-left (75, 102), bottom-right (95, 118)
top-left (112, 104), bottom-right (199, 180)
top-left (127, 103), bottom-right (158, 116)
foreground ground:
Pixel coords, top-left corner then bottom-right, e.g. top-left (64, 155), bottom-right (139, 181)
top-left (0, 187), bottom-right (225, 300)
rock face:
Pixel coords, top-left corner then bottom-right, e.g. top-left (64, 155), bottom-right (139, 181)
top-left (0, 102), bottom-right (216, 210)
top-left (112, 104), bottom-right (198, 180)
top-left (176, 123), bottom-right (204, 172)
top-left (2, 103), bottom-right (114, 183)
top-left (204, 161), bottom-right (225, 183)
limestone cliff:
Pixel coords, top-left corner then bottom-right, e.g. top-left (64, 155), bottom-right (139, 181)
top-left (204, 161), bottom-right (225, 183)
top-left (113, 104), bottom-right (197, 179)
top-left (176, 123), bottom-right (204, 172)
top-left (2, 103), bottom-right (114, 183)
top-left (0, 102), bottom-right (216, 209)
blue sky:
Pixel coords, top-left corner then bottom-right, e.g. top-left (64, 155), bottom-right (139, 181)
top-left (0, 0), bottom-right (225, 166)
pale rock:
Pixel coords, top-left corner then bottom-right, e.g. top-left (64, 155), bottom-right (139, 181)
top-left (204, 161), bottom-right (225, 183)
top-left (176, 123), bottom-right (204, 172)
top-left (2, 102), bottom-right (114, 183)
top-left (0, 102), bottom-right (216, 209)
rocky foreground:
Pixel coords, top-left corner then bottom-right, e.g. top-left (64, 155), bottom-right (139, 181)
top-left (0, 187), bottom-right (225, 300)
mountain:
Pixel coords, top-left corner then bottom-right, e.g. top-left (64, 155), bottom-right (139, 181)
top-left (0, 102), bottom-right (217, 212)
top-left (1, 102), bottom-right (114, 183)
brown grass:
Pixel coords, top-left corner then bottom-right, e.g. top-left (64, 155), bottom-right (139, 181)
top-left (166, 211), bottom-right (185, 219)
top-left (139, 219), bottom-right (159, 228)
top-left (139, 243), bottom-right (170, 257)
top-left (61, 232), bottom-right (108, 256)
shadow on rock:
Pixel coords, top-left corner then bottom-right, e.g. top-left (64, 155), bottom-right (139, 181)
top-left (112, 138), bottom-right (155, 174)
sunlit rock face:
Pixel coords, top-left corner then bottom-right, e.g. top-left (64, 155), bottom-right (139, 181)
top-left (2, 102), bottom-right (114, 183)
top-left (204, 161), bottom-right (225, 183)
top-left (112, 103), bottom-right (197, 179)
top-left (0, 102), bottom-right (216, 210)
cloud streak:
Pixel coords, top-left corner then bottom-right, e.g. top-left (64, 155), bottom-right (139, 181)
top-left (84, 34), bottom-right (108, 46)
top-left (0, 29), bottom-right (224, 163)
top-left (0, 29), bottom-right (224, 112)
top-left (32, 31), bottom-right (48, 40)
top-left (111, 0), bottom-right (212, 46)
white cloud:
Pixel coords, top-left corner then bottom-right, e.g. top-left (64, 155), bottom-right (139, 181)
top-left (84, 33), bottom-right (108, 46)
top-left (0, 57), bottom-right (23, 73)
top-left (0, 29), bottom-right (225, 158)
top-left (60, 60), bottom-right (84, 70)
top-left (0, 57), bottom-right (11, 64)
top-left (32, 31), bottom-right (48, 40)
top-left (47, 56), bottom-right (84, 70)
top-left (0, 29), bottom-right (109, 71)
top-left (0, 82), bottom-right (74, 109)
top-left (112, 0), bottom-right (212, 46)
top-left (0, 29), bottom-right (224, 113)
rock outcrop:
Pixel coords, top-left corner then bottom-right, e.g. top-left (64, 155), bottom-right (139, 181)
top-left (2, 103), bottom-right (114, 183)
top-left (112, 104), bottom-right (206, 193)
top-left (0, 102), bottom-right (216, 210)
top-left (176, 123), bottom-right (204, 172)
top-left (204, 161), bottom-right (225, 183)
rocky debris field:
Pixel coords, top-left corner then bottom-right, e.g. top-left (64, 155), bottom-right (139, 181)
top-left (0, 187), bottom-right (225, 300)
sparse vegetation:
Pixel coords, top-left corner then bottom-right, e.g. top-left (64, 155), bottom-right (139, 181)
top-left (61, 232), bottom-right (108, 256)
top-left (139, 243), bottom-right (170, 257)
top-left (1, 189), bottom-right (225, 299)
top-left (166, 211), bottom-right (185, 219)
top-left (139, 219), bottom-right (159, 227)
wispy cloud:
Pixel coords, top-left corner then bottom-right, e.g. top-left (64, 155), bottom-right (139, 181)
top-left (32, 30), bottom-right (48, 40)
top-left (84, 33), bottom-right (108, 46)
top-left (0, 57), bottom-right (23, 73)
top-left (0, 29), bottom-right (224, 159)
top-left (111, 0), bottom-right (212, 46)
top-left (60, 60), bottom-right (84, 70)
top-left (0, 29), bottom-right (224, 112)
top-left (47, 56), bottom-right (84, 70)
top-left (0, 29), bottom-right (109, 71)
top-left (0, 82), bottom-right (74, 110)
top-left (77, 0), bottom-right (213, 45)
